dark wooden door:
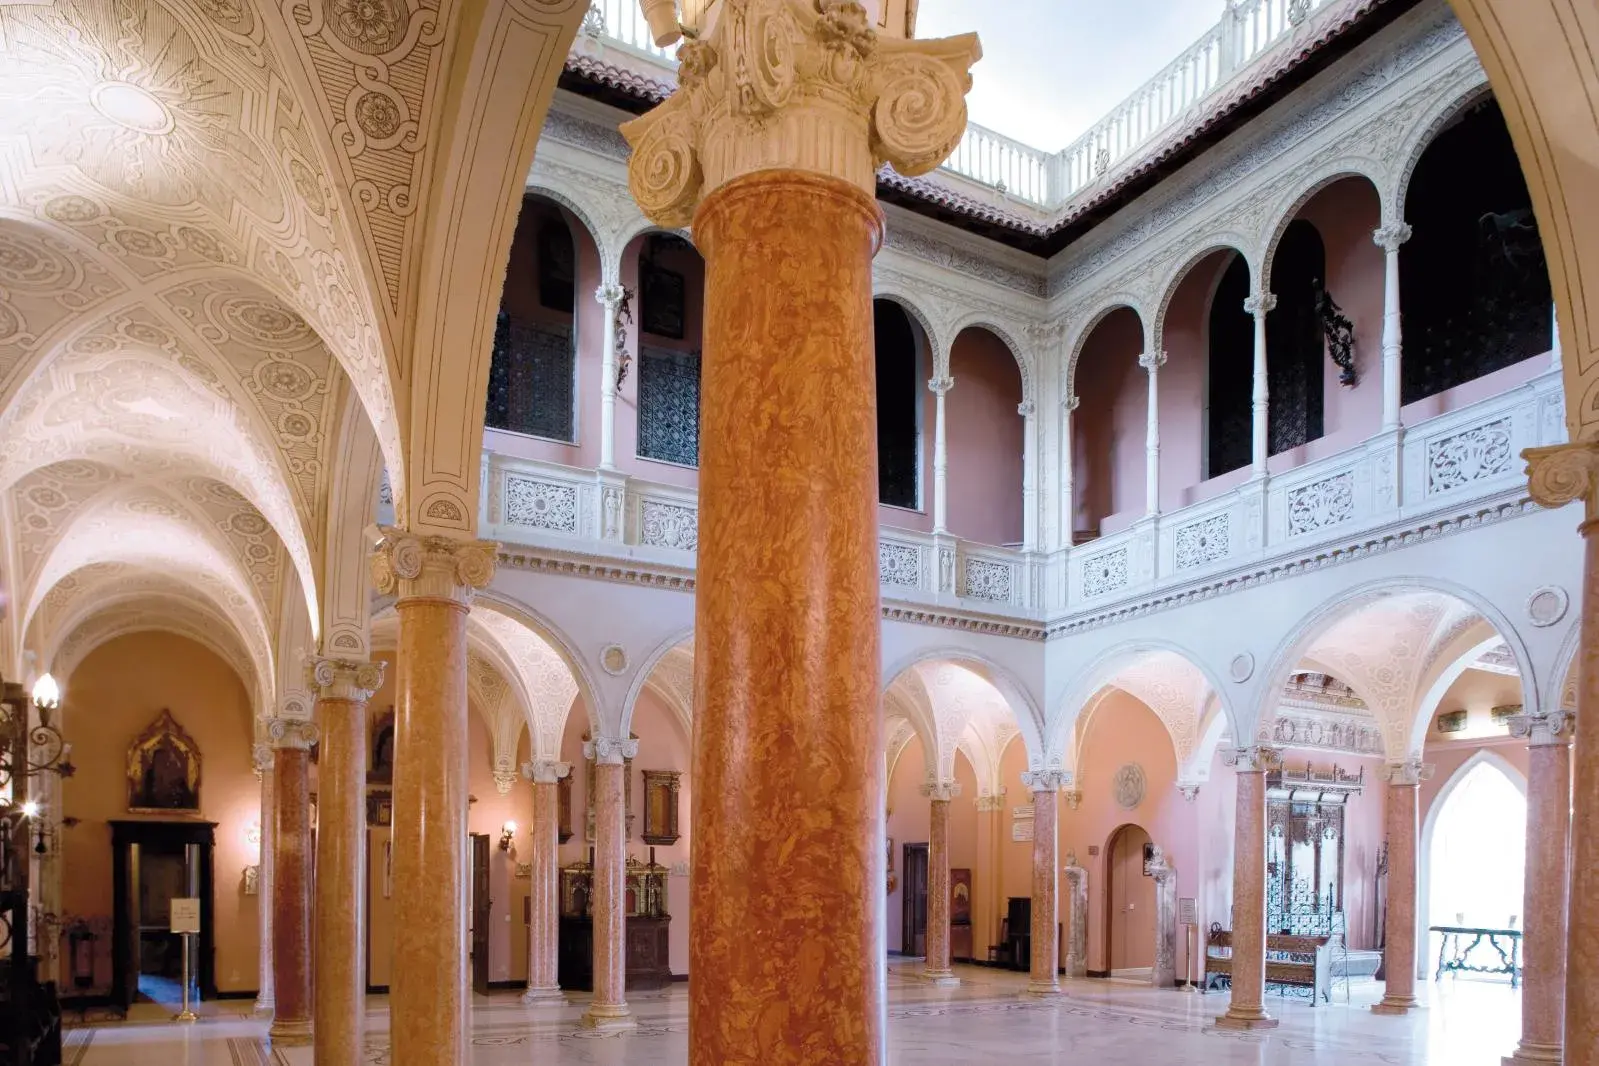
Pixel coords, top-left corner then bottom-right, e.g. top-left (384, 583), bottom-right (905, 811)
top-left (902, 843), bottom-right (929, 956)
top-left (469, 833), bottom-right (490, 995)
top-left (109, 820), bottom-right (215, 1010)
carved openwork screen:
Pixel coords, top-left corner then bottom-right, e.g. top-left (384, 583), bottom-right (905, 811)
top-left (637, 346), bottom-right (701, 467)
top-left (874, 299), bottom-right (922, 510)
top-left (486, 196), bottom-right (578, 442)
top-left (1401, 97), bottom-right (1552, 403)
top-left (1265, 764), bottom-right (1363, 937)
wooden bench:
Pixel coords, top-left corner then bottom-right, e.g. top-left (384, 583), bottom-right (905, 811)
top-left (1205, 927), bottom-right (1334, 1005)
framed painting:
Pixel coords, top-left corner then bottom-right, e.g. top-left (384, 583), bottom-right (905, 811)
top-left (126, 710), bottom-right (201, 813)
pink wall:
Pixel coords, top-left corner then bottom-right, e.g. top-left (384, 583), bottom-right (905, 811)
top-left (465, 708), bottom-right (534, 987)
top-left (60, 632), bottom-right (261, 995)
top-left (1072, 308), bottom-right (1146, 536)
top-left (1159, 253), bottom-right (1227, 510)
top-left (1065, 690), bottom-right (1198, 977)
top-left (945, 327), bottom-right (1024, 546)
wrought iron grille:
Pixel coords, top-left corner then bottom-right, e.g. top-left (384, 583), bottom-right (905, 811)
top-left (485, 312), bottom-right (576, 442)
top-left (638, 345), bottom-right (700, 467)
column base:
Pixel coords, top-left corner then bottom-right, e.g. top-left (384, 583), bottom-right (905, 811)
top-left (520, 985), bottom-right (567, 1007)
top-left (268, 1018), bottom-right (314, 1046)
top-left (1024, 980), bottom-right (1064, 997)
top-left (252, 998), bottom-right (274, 1019)
top-left (580, 1003), bottom-right (636, 1031)
top-left (921, 969), bottom-right (960, 988)
top-left (1214, 1008), bottom-right (1279, 1031)
top-left (1503, 1042), bottom-right (1564, 1065)
top-left (1371, 995), bottom-right (1420, 1016)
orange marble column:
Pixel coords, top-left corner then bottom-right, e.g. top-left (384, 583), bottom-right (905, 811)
top-left (253, 744), bottom-right (275, 1017)
top-left (268, 717), bottom-right (317, 1046)
top-left (1374, 759), bottom-right (1429, 1015)
top-left (1525, 444), bottom-right (1599, 1066)
top-left (619, 10), bottom-right (977, 1061)
top-left (1215, 745), bottom-right (1280, 1031)
top-left (308, 659), bottom-right (384, 1066)
top-left (523, 759), bottom-right (570, 1005)
top-left (1505, 709), bottom-right (1574, 1065)
top-left (370, 532), bottom-right (496, 1066)
top-left (1021, 770), bottom-right (1065, 995)
top-left (583, 738), bottom-right (635, 1029)
top-left (922, 782), bottom-right (959, 986)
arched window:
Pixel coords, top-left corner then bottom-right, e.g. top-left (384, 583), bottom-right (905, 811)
top-left (487, 199), bottom-right (577, 441)
top-left (636, 234), bottom-right (703, 467)
top-left (1402, 97), bottom-right (1552, 402)
top-left (1206, 254), bottom-right (1253, 477)
top-left (1429, 760), bottom-right (1525, 929)
top-left (1266, 220), bottom-right (1327, 455)
top-left (874, 299), bottom-right (921, 510)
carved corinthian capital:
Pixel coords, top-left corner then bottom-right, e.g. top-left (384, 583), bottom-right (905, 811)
top-left (267, 716), bottom-right (320, 751)
top-left (305, 657), bottom-right (386, 703)
top-left (1019, 768), bottom-right (1069, 793)
top-left (584, 737), bottom-right (639, 765)
top-left (1525, 441), bottom-right (1599, 527)
top-left (1222, 745), bottom-right (1282, 772)
top-left (620, 0), bottom-right (981, 228)
top-left (921, 779), bottom-right (960, 802)
top-left (1383, 759), bottom-right (1434, 786)
top-left (370, 528), bottom-right (498, 606)
top-left (523, 759), bottom-right (573, 784)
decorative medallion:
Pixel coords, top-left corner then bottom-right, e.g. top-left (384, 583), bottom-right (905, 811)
top-left (1526, 585), bottom-right (1569, 628)
top-left (1112, 763), bottom-right (1146, 810)
top-left (599, 644), bottom-right (628, 676)
top-left (1229, 652), bottom-right (1254, 683)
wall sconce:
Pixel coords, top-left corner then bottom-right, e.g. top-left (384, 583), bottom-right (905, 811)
top-left (499, 820), bottom-right (516, 851)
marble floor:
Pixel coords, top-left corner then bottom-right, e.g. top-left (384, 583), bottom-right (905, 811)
top-left (65, 960), bottom-right (1524, 1065)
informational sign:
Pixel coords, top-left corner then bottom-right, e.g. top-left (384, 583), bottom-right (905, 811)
top-left (1011, 819), bottom-right (1034, 842)
top-left (170, 897), bottom-right (201, 934)
top-left (1177, 897), bottom-right (1197, 928)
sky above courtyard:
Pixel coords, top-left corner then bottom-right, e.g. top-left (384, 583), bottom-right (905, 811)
top-left (915, 1), bottom-right (1224, 149)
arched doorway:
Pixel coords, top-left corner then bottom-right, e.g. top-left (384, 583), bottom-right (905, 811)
top-left (1105, 823), bottom-right (1155, 978)
top-left (1425, 756), bottom-right (1527, 977)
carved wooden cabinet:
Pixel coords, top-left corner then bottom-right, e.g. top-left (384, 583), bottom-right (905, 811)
top-left (557, 854), bottom-right (672, 990)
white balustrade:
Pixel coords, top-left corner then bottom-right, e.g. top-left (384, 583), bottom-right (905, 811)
top-left (485, 368), bottom-right (1561, 623)
top-left (580, 0), bottom-right (1341, 210)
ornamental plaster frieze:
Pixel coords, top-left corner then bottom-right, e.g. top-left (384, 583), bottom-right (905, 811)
top-left (491, 545), bottom-right (1047, 639)
top-left (1048, 10), bottom-right (1475, 305)
top-left (1045, 494), bottom-right (1541, 639)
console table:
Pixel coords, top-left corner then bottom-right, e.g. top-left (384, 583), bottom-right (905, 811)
top-left (1430, 925), bottom-right (1521, 987)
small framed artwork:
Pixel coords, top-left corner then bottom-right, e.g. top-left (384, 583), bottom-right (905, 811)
top-left (641, 263), bottom-right (686, 339)
top-left (367, 791), bottom-right (393, 826)
top-left (950, 868), bottom-right (972, 925)
top-left (1437, 709), bottom-right (1468, 734)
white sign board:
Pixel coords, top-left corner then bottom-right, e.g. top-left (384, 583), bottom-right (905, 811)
top-left (1011, 819), bottom-right (1034, 842)
top-left (1177, 897), bottom-right (1197, 927)
top-left (170, 897), bottom-right (201, 934)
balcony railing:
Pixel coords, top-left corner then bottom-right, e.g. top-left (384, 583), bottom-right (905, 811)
top-left (479, 367), bottom-right (1563, 624)
top-left (579, 0), bottom-right (1340, 210)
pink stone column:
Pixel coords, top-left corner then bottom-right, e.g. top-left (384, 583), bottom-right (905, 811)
top-left (583, 738), bottom-right (635, 1030)
top-left (253, 744), bottom-right (275, 1017)
top-left (268, 718), bottom-right (318, 1047)
top-left (1374, 760), bottom-right (1429, 1015)
top-left (1021, 770), bottom-right (1066, 995)
top-left (1525, 444), bottom-right (1599, 1066)
top-left (308, 659), bottom-right (385, 1066)
top-left (922, 782), bottom-right (959, 986)
top-left (1505, 709), bottom-right (1574, 1065)
top-left (1215, 745), bottom-right (1280, 1031)
top-left (371, 532), bottom-right (496, 1066)
top-left (523, 759), bottom-right (570, 1005)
